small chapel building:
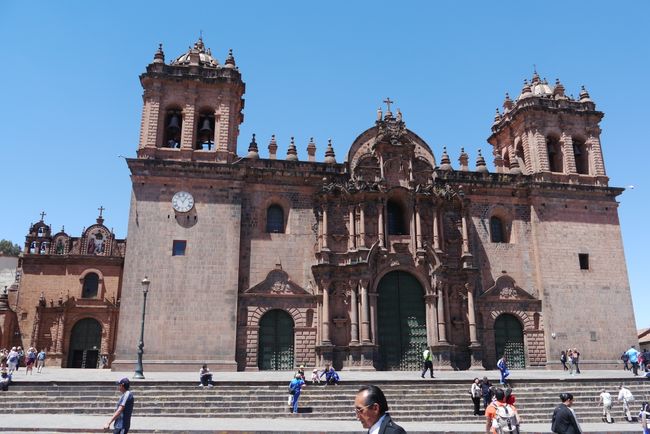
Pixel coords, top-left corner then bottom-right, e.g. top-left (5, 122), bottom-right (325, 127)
top-left (5, 38), bottom-right (638, 371)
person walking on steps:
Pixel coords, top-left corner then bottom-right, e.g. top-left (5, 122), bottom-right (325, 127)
top-left (496, 354), bottom-right (510, 385)
top-left (485, 388), bottom-right (520, 434)
top-left (288, 373), bottom-right (305, 414)
top-left (104, 378), bottom-right (134, 434)
top-left (596, 388), bottom-right (613, 423)
top-left (625, 345), bottom-right (641, 376)
top-left (421, 348), bottom-right (434, 378)
top-left (618, 384), bottom-right (635, 422)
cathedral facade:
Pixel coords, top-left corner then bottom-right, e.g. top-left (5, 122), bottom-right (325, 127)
top-left (6, 38), bottom-right (637, 371)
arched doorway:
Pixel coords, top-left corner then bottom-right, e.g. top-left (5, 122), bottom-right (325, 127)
top-left (258, 309), bottom-right (294, 370)
top-left (68, 318), bottom-right (102, 368)
top-left (377, 271), bottom-right (427, 370)
top-left (494, 314), bottom-right (525, 368)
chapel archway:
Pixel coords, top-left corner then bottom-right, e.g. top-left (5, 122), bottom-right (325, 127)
top-left (494, 313), bottom-right (525, 369)
top-left (67, 318), bottom-right (102, 368)
top-left (258, 309), bottom-right (295, 370)
top-left (376, 271), bottom-right (426, 370)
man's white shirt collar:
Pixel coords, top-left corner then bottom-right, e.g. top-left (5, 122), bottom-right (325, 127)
top-left (369, 413), bottom-right (387, 434)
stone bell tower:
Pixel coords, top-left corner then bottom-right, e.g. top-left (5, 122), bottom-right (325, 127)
top-left (136, 37), bottom-right (245, 163)
top-left (488, 71), bottom-right (607, 186)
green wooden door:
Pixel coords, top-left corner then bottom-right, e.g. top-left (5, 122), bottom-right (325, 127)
top-left (494, 314), bottom-right (525, 368)
top-left (258, 309), bottom-right (294, 370)
top-left (67, 318), bottom-right (102, 368)
top-left (377, 271), bottom-right (427, 370)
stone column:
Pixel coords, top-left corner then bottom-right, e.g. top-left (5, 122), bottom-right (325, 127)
top-left (377, 200), bottom-right (385, 248)
top-left (535, 130), bottom-right (551, 172)
top-left (141, 86), bottom-right (161, 149)
top-left (348, 205), bottom-right (356, 251)
top-left (461, 209), bottom-right (470, 257)
top-left (425, 294), bottom-right (438, 346)
top-left (466, 283), bottom-right (479, 345)
top-left (317, 208), bottom-right (323, 251)
top-left (432, 207), bottom-right (441, 251)
top-left (369, 292), bottom-right (378, 344)
top-left (415, 201), bottom-right (423, 250)
top-left (561, 133), bottom-right (577, 174)
top-left (321, 282), bottom-right (331, 344)
top-left (358, 204), bottom-right (366, 248)
top-left (212, 109), bottom-right (221, 148)
top-left (322, 206), bottom-right (329, 250)
top-left (350, 282), bottom-right (359, 345)
top-left (436, 285), bottom-right (448, 344)
top-left (588, 134), bottom-right (606, 176)
top-left (360, 280), bottom-right (371, 343)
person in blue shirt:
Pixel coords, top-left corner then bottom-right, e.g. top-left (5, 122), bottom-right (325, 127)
top-left (497, 355), bottom-right (510, 385)
top-left (319, 364), bottom-right (340, 385)
top-left (104, 378), bottom-right (135, 433)
top-left (288, 373), bottom-right (305, 414)
top-left (625, 346), bottom-right (641, 376)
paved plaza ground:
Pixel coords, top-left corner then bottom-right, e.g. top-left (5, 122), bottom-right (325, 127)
top-left (2, 367), bottom-right (648, 433)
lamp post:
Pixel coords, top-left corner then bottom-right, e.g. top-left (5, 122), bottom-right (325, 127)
top-left (133, 276), bottom-right (150, 379)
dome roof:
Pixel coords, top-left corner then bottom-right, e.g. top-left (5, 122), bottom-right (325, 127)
top-left (529, 71), bottom-right (553, 96)
top-left (171, 37), bottom-right (219, 68)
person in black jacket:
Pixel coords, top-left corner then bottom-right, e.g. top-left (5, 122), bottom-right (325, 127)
top-left (355, 385), bottom-right (406, 434)
top-left (551, 393), bottom-right (582, 434)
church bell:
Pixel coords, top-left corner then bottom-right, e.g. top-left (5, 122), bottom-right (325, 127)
top-left (199, 118), bottom-right (213, 134)
top-left (167, 114), bottom-right (181, 133)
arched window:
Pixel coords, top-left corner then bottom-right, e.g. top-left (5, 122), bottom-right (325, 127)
top-left (490, 216), bottom-right (506, 243)
top-left (37, 227), bottom-right (45, 237)
top-left (547, 137), bottom-right (563, 173)
top-left (387, 200), bottom-right (408, 235)
top-left (266, 205), bottom-right (285, 233)
top-left (29, 241), bottom-right (37, 254)
top-left (39, 242), bottom-right (49, 255)
top-left (573, 139), bottom-right (589, 175)
top-left (82, 273), bottom-right (99, 298)
top-left (196, 111), bottom-right (215, 150)
top-left (162, 108), bottom-right (182, 148)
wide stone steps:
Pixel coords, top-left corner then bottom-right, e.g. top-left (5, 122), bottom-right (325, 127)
top-left (4, 379), bottom-right (649, 423)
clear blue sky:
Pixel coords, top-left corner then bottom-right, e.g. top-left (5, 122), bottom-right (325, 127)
top-left (1, 1), bottom-right (648, 329)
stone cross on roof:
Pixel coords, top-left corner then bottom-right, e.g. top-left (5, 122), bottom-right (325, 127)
top-left (383, 97), bottom-right (394, 113)
top-left (40, 211), bottom-right (46, 221)
top-left (98, 206), bottom-right (105, 218)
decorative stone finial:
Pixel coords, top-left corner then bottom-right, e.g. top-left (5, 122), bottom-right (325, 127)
top-left (246, 133), bottom-right (259, 159)
top-left (286, 137), bottom-right (298, 161)
top-left (520, 79), bottom-right (532, 99)
top-left (154, 43), bottom-right (165, 64)
top-left (553, 78), bottom-right (566, 99)
top-left (268, 134), bottom-right (278, 160)
top-left (493, 108), bottom-right (502, 125)
top-left (459, 147), bottom-right (469, 171)
top-left (494, 152), bottom-right (504, 174)
top-left (307, 137), bottom-right (317, 162)
top-left (396, 108), bottom-right (402, 123)
top-left (531, 68), bottom-right (540, 83)
top-left (377, 107), bottom-right (383, 121)
top-left (579, 85), bottom-right (592, 102)
top-left (438, 146), bottom-right (452, 171)
top-left (225, 48), bottom-right (236, 68)
top-left (324, 139), bottom-right (336, 164)
top-left (476, 149), bottom-right (488, 173)
top-left (503, 93), bottom-right (513, 111)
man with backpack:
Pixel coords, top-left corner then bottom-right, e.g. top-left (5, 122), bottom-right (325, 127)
top-left (421, 348), bottom-right (434, 378)
top-left (288, 373), bottom-right (305, 414)
top-left (485, 388), bottom-right (520, 434)
top-left (617, 384), bottom-right (635, 422)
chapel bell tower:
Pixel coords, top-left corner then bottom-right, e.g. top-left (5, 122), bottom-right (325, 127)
top-left (488, 71), bottom-right (608, 186)
top-left (136, 38), bottom-right (245, 163)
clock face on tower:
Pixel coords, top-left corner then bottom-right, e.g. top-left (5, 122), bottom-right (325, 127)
top-left (171, 191), bottom-right (194, 213)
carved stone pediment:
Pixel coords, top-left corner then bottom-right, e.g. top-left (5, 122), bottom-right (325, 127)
top-left (480, 275), bottom-right (536, 300)
top-left (245, 269), bottom-right (310, 295)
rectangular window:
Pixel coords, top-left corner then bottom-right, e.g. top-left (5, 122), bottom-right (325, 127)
top-left (172, 240), bottom-right (187, 256)
top-left (578, 253), bottom-right (589, 270)
top-left (590, 331), bottom-right (597, 341)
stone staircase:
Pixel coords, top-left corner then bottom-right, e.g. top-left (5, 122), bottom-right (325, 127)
top-left (3, 378), bottom-right (649, 423)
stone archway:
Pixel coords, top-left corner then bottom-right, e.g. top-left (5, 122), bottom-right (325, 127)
top-left (258, 309), bottom-right (295, 370)
top-left (67, 318), bottom-right (102, 368)
top-left (377, 271), bottom-right (427, 370)
top-left (494, 313), bottom-right (525, 368)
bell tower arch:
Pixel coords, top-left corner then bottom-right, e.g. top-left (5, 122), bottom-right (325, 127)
top-left (137, 38), bottom-right (245, 163)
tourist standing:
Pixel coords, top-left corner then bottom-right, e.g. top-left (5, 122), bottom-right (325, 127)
top-left (7, 347), bottom-right (19, 374)
top-left (288, 373), bottom-right (305, 414)
top-left (639, 401), bottom-right (650, 434)
top-left (496, 354), bottom-right (510, 385)
top-left (25, 347), bottom-right (36, 375)
top-left (481, 376), bottom-right (493, 410)
top-left (104, 378), bottom-right (135, 434)
top-left (625, 346), bottom-right (641, 376)
top-left (36, 349), bottom-right (46, 373)
top-left (571, 349), bottom-right (581, 374)
top-left (551, 392), bottom-right (582, 434)
top-left (421, 348), bottom-right (434, 379)
top-left (621, 351), bottom-right (630, 371)
top-left (354, 385), bottom-right (406, 434)
top-left (596, 389), bottom-right (613, 423)
top-left (470, 377), bottom-right (482, 416)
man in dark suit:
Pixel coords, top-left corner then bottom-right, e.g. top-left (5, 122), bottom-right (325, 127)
top-left (354, 385), bottom-right (406, 434)
top-left (551, 392), bottom-right (582, 434)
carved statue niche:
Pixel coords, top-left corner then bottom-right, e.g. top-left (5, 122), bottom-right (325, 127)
top-left (330, 282), bottom-right (351, 347)
top-left (448, 284), bottom-right (470, 345)
top-left (353, 154), bottom-right (381, 182)
top-left (412, 157), bottom-right (434, 185)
